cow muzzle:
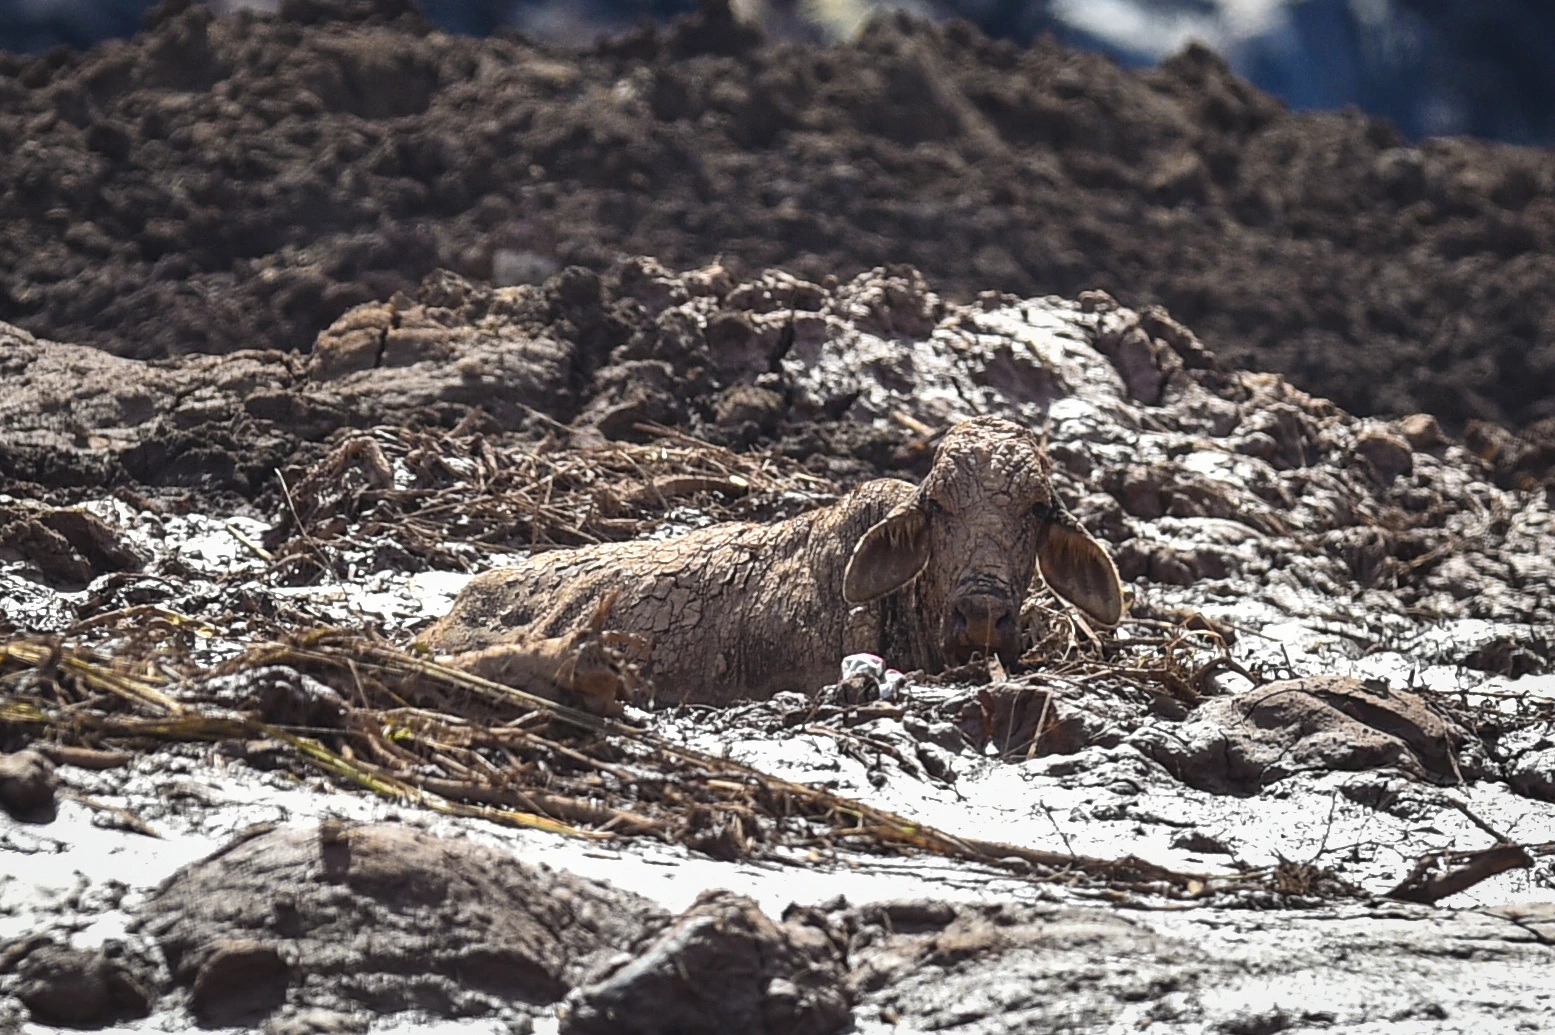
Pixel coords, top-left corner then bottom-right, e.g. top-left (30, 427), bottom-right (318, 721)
top-left (944, 591), bottom-right (1020, 667)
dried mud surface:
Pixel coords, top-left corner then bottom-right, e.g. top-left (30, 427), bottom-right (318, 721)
top-left (4, 262), bottom-right (1555, 1031)
top-left (2, 0), bottom-right (1555, 431)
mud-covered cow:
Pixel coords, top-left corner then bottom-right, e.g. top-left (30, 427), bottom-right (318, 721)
top-left (421, 417), bottom-right (1124, 705)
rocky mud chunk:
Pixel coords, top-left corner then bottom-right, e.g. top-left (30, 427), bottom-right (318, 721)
top-left (712, 383), bottom-right (785, 443)
top-left (942, 682), bottom-right (1128, 757)
top-left (0, 322), bottom-right (297, 495)
top-left (301, 284), bottom-right (578, 431)
top-left (0, 502), bottom-right (145, 588)
top-left (140, 822), bottom-right (668, 1021)
top-left (845, 901), bottom-right (1197, 1030)
top-left (1398, 413), bottom-right (1446, 451)
top-left (1493, 725), bottom-right (1555, 803)
top-left (190, 939), bottom-right (293, 1027)
top-left (0, 749), bottom-right (57, 819)
top-left (561, 890), bottom-right (850, 1035)
top-left (1508, 750), bottom-right (1555, 803)
top-left (1355, 427), bottom-right (1415, 481)
top-left (1132, 676), bottom-right (1461, 794)
top-left (576, 360), bottom-right (685, 441)
top-left (1468, 417), bottom-right (1555, 492)
top-left (1090, 311), bottom-right (1192, 406)
top-left (0, 267), bottom-right (578, 496)
top-left (7, 942), bottom-right (155, 1028)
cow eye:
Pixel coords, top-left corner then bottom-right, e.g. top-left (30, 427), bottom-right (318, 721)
top-left (1030, 501), bottom-right (1055, 523)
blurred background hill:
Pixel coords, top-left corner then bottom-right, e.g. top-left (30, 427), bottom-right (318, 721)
top-left (0, 0), bottom-right (1551, 435)
top-left (3, 0), bottom-right (1554, 145)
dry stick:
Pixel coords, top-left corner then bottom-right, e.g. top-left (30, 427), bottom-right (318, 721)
top-left (1385, 844), bottom-right (1533, 905)
top-left (802, 724), bottom-right (904, 761)
top-left (1024, 686), bottom-right (1054, 761)
top-left (1442, 796), bottom-right (1515, 843)
top-left (274, 467), bottom-right (346, 587)
top-left (411, 775), bottom-right (663, 836)
top-left (1039, 801), bottom-right (1076, 858)
top-left (375, 706), bottom-right (636, 776)
top-left (36, 744), bottom-right (135, 770)
top-left (225, 520), bottom-right (274, 562)
top-left (65, 604), bottom-right (217, 639)
top-left (56, 789), bottom-right (160, 838)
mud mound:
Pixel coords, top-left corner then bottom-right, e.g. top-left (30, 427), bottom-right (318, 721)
top-left (1, 1), bottom-right (1553, 428)
top-left (1135, 675), bottom-right (1463, 794)
top-left (4, 261), bottom-right (1551, 637)
top-left (562, 889), bottom-right (849, 1035)
top-left (841, 897), bottom-right (1555, 1033)
top-left (4, 261), bottom-right (1555, 1031)
top-left (142, 821), bottom-right (666, 1024)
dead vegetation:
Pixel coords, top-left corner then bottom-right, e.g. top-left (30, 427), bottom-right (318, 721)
top-left (264, 422), bottom-right (839, 583)
top-left (4, 599), bottom-right (1543, 906)
top-left (0, 613), bottom-right (1293, 900)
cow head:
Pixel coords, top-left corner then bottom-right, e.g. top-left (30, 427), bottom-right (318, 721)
top-left (842, 417), bottom-right (1124, 668)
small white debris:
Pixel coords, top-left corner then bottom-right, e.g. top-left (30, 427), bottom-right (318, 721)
top-left (841, 653), bottom-right (906, 699)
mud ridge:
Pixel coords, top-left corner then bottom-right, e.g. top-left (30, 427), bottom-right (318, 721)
top-left (1, 0), bottom-right (1555, 428)
top-left (2, 261), bottom-right (1555, 1032)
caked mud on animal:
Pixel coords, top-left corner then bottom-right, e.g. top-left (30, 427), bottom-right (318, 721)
top-left (420, 417), bottom-right (1124, 706)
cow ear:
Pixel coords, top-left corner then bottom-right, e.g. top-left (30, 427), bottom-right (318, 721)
top-left (844, 506), bottom-right (931, 604)
top-left (1038, 513), bottom-right (1125, 626)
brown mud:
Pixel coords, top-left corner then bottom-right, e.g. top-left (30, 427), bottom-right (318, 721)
top-left (3, 5), bottom-right (1555, 1026)
top-left (4, 260), bottom-right (1555, 1031)
top-left (2, 0), bottom-right (1555, 432)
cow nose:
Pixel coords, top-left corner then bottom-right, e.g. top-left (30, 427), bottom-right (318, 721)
top-left (947, 593), bottom-right (1020, 664)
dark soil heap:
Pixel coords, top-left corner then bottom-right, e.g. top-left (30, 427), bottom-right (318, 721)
top-left (1, 0), bottom-right (1553, 429)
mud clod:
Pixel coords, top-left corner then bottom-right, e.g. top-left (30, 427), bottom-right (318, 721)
top-left (561, 890), bottom-right (850, 1035)
top-left (190, 940), bottom-right (292, 1027)
top-left (11, 942), bottom-right (154, 1029)
top-left (143, 823), bottom-right (667, 1018)
top-left (0, 502), bottom-right (144, 588)
top-left (1355, 428), bottom-right (1415, 481)
top-left (1135, 677), bottom-right (1461, 794)
top-left (0, 750), bottom-right (57, 819)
